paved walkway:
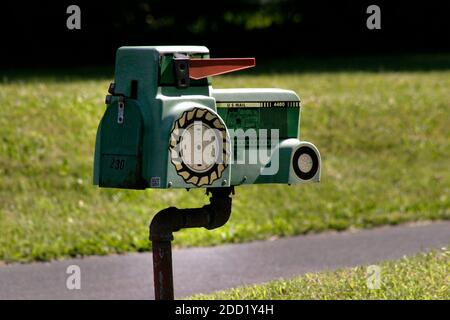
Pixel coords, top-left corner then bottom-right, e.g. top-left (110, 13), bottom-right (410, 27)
top-left (0, 221), bottom-right (448, 299)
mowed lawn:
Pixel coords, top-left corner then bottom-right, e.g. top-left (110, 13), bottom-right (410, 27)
top-left (0, 60), bottom-right (449, 262)
top-left (192, 248), bottom-right (450, 300)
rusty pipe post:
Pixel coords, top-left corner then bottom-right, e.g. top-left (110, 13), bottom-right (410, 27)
top-left (152, 239), bottom-right (175, 300)
top-left (149, 187), bottom-right (233, 300)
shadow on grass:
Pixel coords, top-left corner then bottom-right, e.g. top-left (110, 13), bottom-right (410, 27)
top-left (1, 54), bottom-right (449, 82)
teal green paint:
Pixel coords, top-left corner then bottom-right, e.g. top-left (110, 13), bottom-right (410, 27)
top-left (159, 55), bottom-right (173, 85)
top-left (98, 100), bottom-right (146, 189)
top-left (287, 107), bottom-right (300, 138)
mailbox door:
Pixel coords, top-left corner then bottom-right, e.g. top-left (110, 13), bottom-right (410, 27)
top-left (98, 99), bottom-right (147, 189)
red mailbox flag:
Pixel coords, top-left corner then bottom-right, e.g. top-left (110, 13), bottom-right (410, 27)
top-left (188, 58), bottom-right (256, 80)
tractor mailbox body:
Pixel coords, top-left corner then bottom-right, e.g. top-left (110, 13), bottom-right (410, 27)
top-left (93, 46), bottom-right (321, 189)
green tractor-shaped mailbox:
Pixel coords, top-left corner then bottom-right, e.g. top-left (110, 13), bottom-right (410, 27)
top-left (94, 46), bottom-right (320, 189)
top-left (93, 46), bottom-right (321, 299)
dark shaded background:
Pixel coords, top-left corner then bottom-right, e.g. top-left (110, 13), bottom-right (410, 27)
top-left (1, 0), bottom-right (449, 69)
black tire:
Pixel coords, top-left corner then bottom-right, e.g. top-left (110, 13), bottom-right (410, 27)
top-left (292, 146), bottom-right (319, 180)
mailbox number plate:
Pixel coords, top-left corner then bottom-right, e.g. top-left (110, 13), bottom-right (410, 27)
top-left (110, 157), bottom-right (125, 170)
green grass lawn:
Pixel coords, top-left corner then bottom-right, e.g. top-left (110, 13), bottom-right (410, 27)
top-left (192, 248), bottom-right (450, 299)
top-left (0, 57), bottom-right (449, 262)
